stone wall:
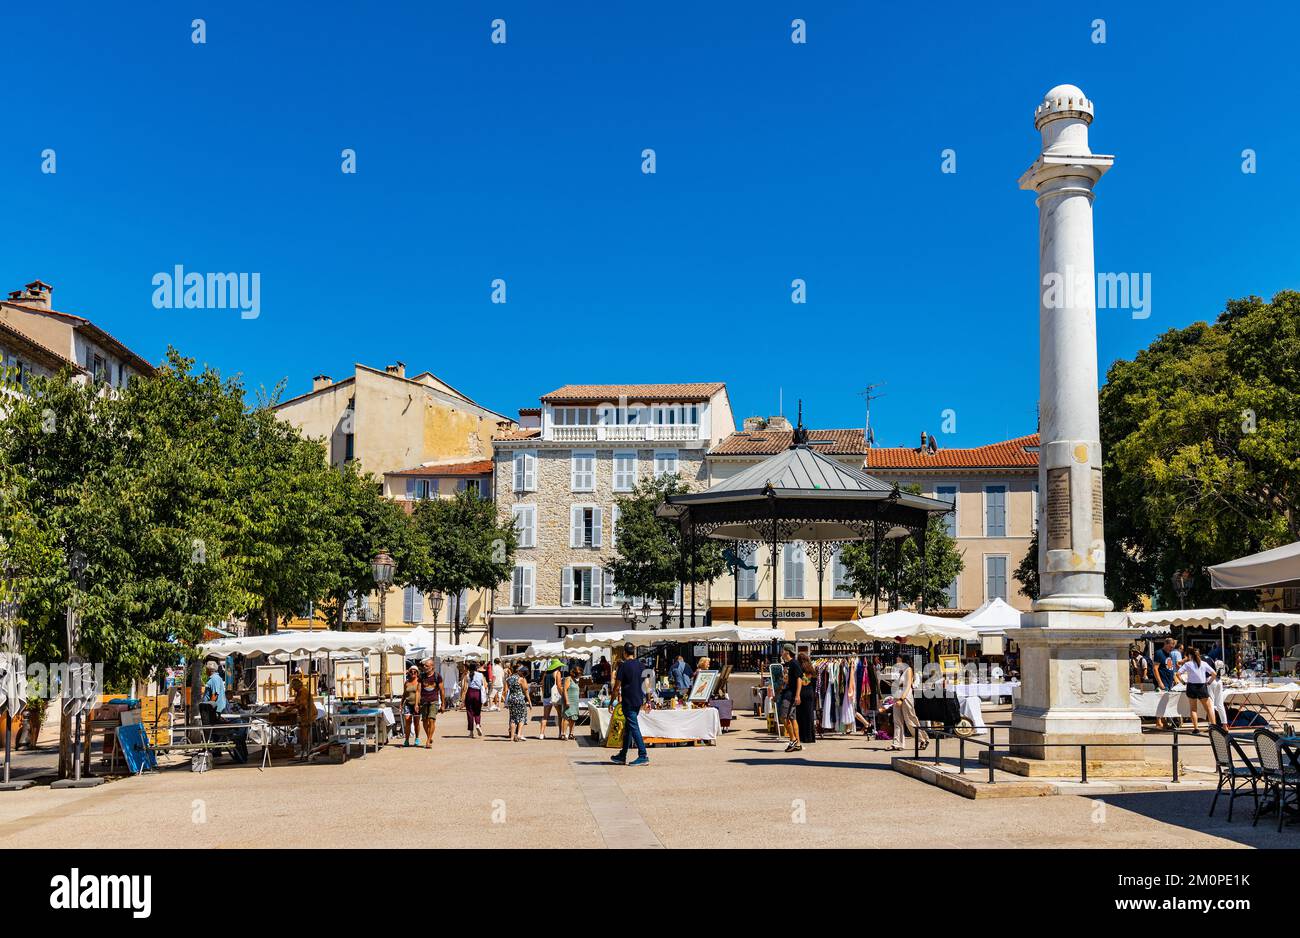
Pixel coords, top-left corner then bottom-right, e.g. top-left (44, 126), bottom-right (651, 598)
top-left (495, 445), bottom-right (707, 608)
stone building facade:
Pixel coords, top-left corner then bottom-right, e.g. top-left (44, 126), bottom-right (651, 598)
top-left (491, 383), bottom-right (734, 655)
top-left (274, 362), bottom-right (514, 645)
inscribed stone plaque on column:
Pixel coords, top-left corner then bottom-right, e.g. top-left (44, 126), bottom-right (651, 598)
top-left (1045, 467), bottom-right (1071, 550)
top-left (1091, 467), bottom-right (1104, 540)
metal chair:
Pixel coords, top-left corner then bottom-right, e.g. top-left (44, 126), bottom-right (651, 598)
top-left (1208, 726), bottom-right (1260, 821)
top-left (1252, 729), bottom-right (1299, 831)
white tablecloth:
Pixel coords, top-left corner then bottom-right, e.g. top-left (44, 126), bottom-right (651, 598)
top-left (953, 682), bottom-right (1019, 701)
top-left (589, 706), bottom-right (721, 743)
top-left (1129, 683), bottom-right (1299, 724)
top-left (958, 695), bottom-right (986, 732)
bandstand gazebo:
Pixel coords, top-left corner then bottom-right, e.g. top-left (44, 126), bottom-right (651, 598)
top-left (658, 424), bottom-right (953, 629)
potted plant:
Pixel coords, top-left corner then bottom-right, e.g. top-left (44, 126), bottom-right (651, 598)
top-left (22, 696), bottom-right (47, 748)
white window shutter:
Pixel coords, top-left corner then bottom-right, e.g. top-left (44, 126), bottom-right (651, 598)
top-left (412, 589), bottom-right (424, 622)
top-left (403, 587), bottom-right (413, 621)
top-left (561, 567), bottom-right (573, 607)
top-left (570, 453), bottom-right (578, 490)
top-left (592, 508), bottom-right (603, 548)
top-left (523, 566), bottom-right (534, 606)
top-left (513, 452), bottom-right (524, 492)
top-left (603, 570), bottom-right (615, 607)
top-left (526, 452), bottom-right (536, 490)
top-left (570, 507), bottom-right (580, 547)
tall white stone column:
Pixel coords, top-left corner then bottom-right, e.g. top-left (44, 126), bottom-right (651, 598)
top-left (1004, 86), bottom-right (1149, 774)
top-left (1021, 84), bottom-right (1112, 612)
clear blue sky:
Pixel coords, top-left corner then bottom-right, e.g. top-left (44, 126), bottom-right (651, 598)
top-left (2, 1), bottom-right (1296, 447)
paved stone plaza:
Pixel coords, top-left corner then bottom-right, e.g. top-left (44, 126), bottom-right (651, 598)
top-left (0, 708), bottom-right (1287, 849)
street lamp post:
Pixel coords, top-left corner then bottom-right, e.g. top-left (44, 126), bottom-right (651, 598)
top-left (1172, 568), bottom-right (1194, 650)
top-left (1, 562), bottom-right (32, 791)
top-left (1172, 569), bottom-right (1192, 611)
top-left (371, 551), bottom-right (395, 704)
top-left (621, 599), bottom-right (652, 630)
top-left (428, 590), bottom-right (444, 662)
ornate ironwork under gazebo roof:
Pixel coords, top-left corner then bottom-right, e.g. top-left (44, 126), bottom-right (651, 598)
top-left (658, 425), bottom-right (954, 626)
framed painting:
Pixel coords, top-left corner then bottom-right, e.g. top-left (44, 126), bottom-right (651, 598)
top-left (334, 658), bottom-right (366, 700)
top-left (255, 665), bottom-right (289, 704)
top-left (688, 669), bottom-right (720, 703)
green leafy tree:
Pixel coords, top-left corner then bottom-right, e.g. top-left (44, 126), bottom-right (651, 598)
top-left (604, 474), bottom-right (726, 627)
top-left (838, 488), bottom-right (964, 612)
top-left (316, 463), bottom-right (423, 629)
top-left (1015, 291), bottom-right (1299, 611)
top-left (1014, 530), bottom-right (1039, 602)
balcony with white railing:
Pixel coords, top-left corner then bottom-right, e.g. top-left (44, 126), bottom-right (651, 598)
top-left (550, 424), bottom-right (701, 443)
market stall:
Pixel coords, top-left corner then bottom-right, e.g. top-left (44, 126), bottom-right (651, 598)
top-left (1125, 608), bottom-right (1300, 675)
top-left (588, 703), bottom-right (722, 745)
top-left (1129, 680), bottom-right (1300, 727)
top-left (197, 632), bottom-right (411, 760)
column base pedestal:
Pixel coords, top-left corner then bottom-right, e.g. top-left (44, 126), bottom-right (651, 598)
top-left (1008, 610), bottom-right (1149, 771)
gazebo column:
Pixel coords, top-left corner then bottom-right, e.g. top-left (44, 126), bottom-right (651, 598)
top-left (689, 521), bottom-right (697, 628)
top-left (918, 527), bottom-right (928, 614)
top-left (872, 522), bottom-right (882, 616)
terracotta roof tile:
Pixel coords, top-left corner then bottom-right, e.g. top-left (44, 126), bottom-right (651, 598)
top-left (386, 459), bottom-right (494, 477)
top-left (540, 382), bottom-right (724, 403)
top-left (711, 428), bottom-right (866, 456)
top-left (865, 433), bottom-right (1039, 469)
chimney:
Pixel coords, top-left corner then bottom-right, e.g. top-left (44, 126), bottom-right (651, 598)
top-left (920, 430), bottom-right (928, 450)
top-left (13, 280), bottom-right (53, 309)
top-left (313, 375), bottom-right (333, 392)
top-left (766, 415), bottom-right (790, 430)
top-left (385, 362), bottom-right (406, 378)
top-left (742, 416), bottom-right (767, 432)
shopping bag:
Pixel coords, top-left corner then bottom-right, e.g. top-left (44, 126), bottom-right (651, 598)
top-left (605, 702), bottom-right (626, 749)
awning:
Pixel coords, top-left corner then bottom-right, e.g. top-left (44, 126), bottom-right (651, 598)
top-left (1209, 541), bottom-right (1300, 590)
top-left (199, 632), bottom-right (409, 659)
top-left (1126, 608), bottom-right (1300, 634)
top-left (829, 610), bottom-right (977, 647)
top-left (500, 640), bottom-right (592, 662)
top-left (562, 625), bottom-right (778, 651)
top-left (960, 598), bottom-right (1023, 636)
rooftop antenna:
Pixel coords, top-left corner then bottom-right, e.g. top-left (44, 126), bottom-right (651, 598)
top-left (859, 383), bottom-right (886, 449)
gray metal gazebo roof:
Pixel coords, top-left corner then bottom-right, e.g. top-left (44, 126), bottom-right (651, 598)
top-left (659, 442), bottom-right (952, 543)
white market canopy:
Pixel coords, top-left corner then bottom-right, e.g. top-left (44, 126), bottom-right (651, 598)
top-left (794, 626), bottom-right (839, 641)
top-left (1125, 608), bottom-right (1300, 635)
top-left (562, 625), bottom-right (776, 651)
top-left (501, 640), bottom-right (593, 662)
top-left (400, 626), bottom-right (435, 657)
top-left (1209, 541), bottom-right (1300, 590)
top-left (961, 598), bottom-right (1024, 637)
top-left (199, 631), bottom-right (409, 659)
top-left (829, 610), bottom-right (978, 647)
top-left (434, 643), bottom-right (489, 661)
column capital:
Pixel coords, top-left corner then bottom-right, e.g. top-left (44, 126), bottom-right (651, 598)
top-left (1018, 153), bottom-right (1114, 192)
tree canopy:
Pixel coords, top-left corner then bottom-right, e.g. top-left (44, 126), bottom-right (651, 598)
top-left (1018, 290), bottom-right (1299, 610)
top-left (604, 474), bottom-right (727, 626)
top-left (838, 490), bottom-right (964, 612)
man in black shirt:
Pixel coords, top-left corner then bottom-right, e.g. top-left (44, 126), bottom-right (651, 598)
top-left (611, 642), bottom-right (648, 766)
top-left (777, 645), bottom-right (799, 751)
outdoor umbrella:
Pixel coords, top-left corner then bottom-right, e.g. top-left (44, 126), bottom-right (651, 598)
top-left (830, 610), bottom-right (978, 647)
top-left (1208, 541), bottom-right (1300, 590)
